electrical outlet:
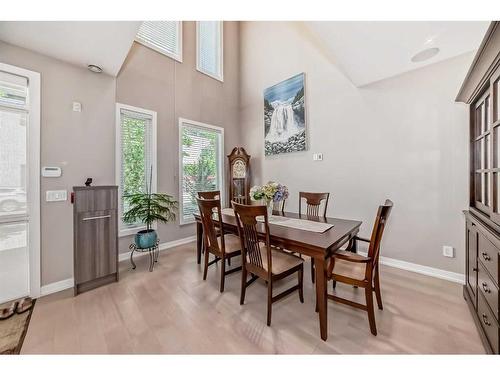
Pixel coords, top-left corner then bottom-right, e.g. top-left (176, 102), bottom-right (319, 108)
top-left (313, 153), bottom-right (323, 161)
top-left (442, 245), bottom-right (454, 258)
top-left (72, 102), bottom-right (82, 112)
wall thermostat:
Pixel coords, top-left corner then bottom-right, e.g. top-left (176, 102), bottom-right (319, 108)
top-left (42, 166), bottom-right (62, 178)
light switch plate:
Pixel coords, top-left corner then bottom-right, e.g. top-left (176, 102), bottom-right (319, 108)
top-left (442, 245), bottom-right (454, 258)
top-left (46, 190), bottom-right (68, 202)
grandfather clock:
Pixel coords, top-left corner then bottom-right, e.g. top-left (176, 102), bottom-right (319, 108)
top-left (227, 147), bottom-right (251, 205)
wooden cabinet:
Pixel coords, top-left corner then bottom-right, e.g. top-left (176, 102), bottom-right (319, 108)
top-left (73, 186), bottom-right (118, 295)
top-left (458, 22), bottom-right (500, 354)
top-left (464, 213), bottom-right (500, 354)
top-left (466, 221), bottom-right (478, 308)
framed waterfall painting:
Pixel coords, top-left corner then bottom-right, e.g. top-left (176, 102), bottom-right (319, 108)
top-left (264, 73), bottom-right (306, 156)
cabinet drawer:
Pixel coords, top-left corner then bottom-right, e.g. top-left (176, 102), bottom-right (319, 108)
top-left (478, 292), bottom-right (500, 354)
top-left (74, 188), bottom-right (118, 213)
top-left (478, 262), bottom-right (499, 321)
top-left (478, 233), bottom-right (499, 283)
top-left (477, 293), bottom-right (500, 354)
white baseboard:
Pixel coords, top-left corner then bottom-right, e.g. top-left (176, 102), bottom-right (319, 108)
top-left (358, 251), bottom-right (465, 284)
top-left (118, 235), bottom-right (197, 262)
top-left (40, 277), bottom-right (74, 296)
top-left (39, 235), bottom-right (197, 298)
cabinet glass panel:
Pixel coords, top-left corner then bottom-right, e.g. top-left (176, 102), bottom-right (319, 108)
top-left (484, 173), bottom-right (490, 206)
top-left (486, 134), bottom-right (491, 169)
top-left (495, 126), bottom-right (500, 168)
top-left (475, 105), bottom-right (483, 137)
top-left (475, 172), bottom-right (483, 203)
top-left (485, 95), bottom-right (490, 131)
top-left (496, 79), bottom-right (500, 122)
top-left (495, 173), bottom-right (500, 214)
top-left (480, 138), bottom-right (486, 169)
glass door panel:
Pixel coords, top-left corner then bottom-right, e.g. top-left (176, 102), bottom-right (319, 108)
top-left (0, 69), bottom-right (30, 303)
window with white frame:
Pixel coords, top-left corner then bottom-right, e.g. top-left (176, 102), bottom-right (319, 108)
top-left (116, 103), bottom-right (157, 235)
top-left (196, 21), bottom-right (223, 81)
top-left (136, 21), bottom-right (182, 62)
top-left (179, 118), bottom-right (224, 224)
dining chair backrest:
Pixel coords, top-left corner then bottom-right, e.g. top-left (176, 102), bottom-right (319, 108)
top-left (299, 192), bottom-right (330, 217)
top-left (366, 199), bottom-right (393, 275)
top-left (198, 190), bottom-right (221, 200)
top-left (232, 202), bottom-right (272, 277)
top-left (273, 198), bottom-right (286, 213)
top-left (196, 197), bottom-right (225, 255)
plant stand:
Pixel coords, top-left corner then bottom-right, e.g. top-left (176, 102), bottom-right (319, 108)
top-left (129, 239), bottom-right (160, 272)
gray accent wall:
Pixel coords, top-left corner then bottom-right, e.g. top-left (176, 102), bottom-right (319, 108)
top-left (116, 21), bottom-right (241, 254)
top-left (0, 21), bottom-right (241, 287)
top-left (0, 40), bottom-right (116, 286)
top-left (239, 21), bottom-right (472, 274)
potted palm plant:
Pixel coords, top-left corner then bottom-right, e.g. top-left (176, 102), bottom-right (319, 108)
top-left (123, 169), bottom-right (178, 249)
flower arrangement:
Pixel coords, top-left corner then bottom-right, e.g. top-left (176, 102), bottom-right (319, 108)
top-left (250, 181), bottom-right (289, 203)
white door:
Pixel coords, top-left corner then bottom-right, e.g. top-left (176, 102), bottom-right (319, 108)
top-left (0, 64), bottom-right (40, 303)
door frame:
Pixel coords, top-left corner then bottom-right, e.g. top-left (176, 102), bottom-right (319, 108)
top-left (0, 62), bottom-right (41, 298)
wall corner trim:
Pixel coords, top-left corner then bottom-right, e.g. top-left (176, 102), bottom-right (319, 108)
top-left (40, 235), bottom-right (197, 297)
top-left (359, 251), bottom-right (465, 284)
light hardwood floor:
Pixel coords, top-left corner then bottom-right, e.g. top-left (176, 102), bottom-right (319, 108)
top-left (22, 242), bottom-right (485, 354)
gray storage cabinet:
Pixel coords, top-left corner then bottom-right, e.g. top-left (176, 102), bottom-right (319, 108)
top-left (73, 186), bottom-right (119, 295)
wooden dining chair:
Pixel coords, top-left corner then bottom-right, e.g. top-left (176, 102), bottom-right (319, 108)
top-left (232, 202), bottom-right (304, 326)
top-left (196, 197), bottom-right (242, 292)
top-left (273, 198), bottom-right (286, 213)
top-left (299, 192), bottom-right (330, 283)
top-left (198, 190), bottom-right (220, 199)
top-left (326, 199), bottom-right (393, 336)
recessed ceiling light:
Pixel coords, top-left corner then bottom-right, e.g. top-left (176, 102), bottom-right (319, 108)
top-left (411, 47), bottom-right (440, 63)
top-left (87, 64), bottom-right (103, 73)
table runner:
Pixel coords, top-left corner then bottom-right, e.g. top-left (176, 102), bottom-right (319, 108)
top-left (219, 208), bottom-right (334, 233)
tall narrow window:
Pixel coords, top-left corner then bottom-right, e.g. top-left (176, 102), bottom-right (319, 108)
top-left (196, 21), bottom-right (223, 81)
top-left (179, 118), bottom-right (224, 224)
top-left (116, 104), bottom-right (157, 235)
top-left (136, 21), bottom-right (182, 62)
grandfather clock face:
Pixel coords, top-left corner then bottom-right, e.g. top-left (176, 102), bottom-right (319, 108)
top-left (232, 159), bottom-right (246, 178)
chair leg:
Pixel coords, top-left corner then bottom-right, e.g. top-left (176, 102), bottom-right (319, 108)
top-left (203, 248), bottom-right (210, 281)
top-left (310, 258), bottom-right (315, 283)
top-left (298, 265), bottom-right (304, 303)
top-left (365, 287), bottom-right (377, 336)
top-left (267, 280), bottom-right (273, 326)
top-left (220, 256), bottom-right (226, 293)
top-left (227, 257), bottom-right (231, 266)
top-left (374, 268), bottom-right (383, 310)
top-left (240, 267), bottom-right (247, 305)
top-left (332, 279), bottom-right (337, 289)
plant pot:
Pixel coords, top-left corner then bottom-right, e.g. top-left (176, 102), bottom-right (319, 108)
top-left (135, 229), bottom-right (157, 249)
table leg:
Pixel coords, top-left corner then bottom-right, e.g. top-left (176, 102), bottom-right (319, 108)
top-left (196, 221), bottom-right (203, 264)
top-left (315, 256), bottom-right (328, 341)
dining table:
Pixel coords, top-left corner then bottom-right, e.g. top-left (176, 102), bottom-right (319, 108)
top-left (193, 208), bottom-right (362, 341)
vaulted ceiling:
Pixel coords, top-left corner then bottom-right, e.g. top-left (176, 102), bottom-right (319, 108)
top-left (303, 21), bottom-right (490, 86)
top-left (0, 21), bottom-right (141, 76)
top-left (0, 21), bottom-right (490, 83)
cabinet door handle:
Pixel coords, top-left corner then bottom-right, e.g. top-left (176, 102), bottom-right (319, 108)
top-left (482, 313), bottom-right (492, 326)
top-left (472, 267), bottom-right (478, 272)
top-left (481, 252), bottom-right (491, 261)
top-left (482, 282), bottom-right (491, 293)
top-left (83, 214), bottom-right (111, 221)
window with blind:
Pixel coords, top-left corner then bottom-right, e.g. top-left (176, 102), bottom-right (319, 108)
top-left (135, 21), bottom-right (182, 62)
top-left (179, 118), bottom-right (224, 224)
top-left (196, 21), bottom-right (223, 81)
top-left (115, 103), bottom-right (157, 235)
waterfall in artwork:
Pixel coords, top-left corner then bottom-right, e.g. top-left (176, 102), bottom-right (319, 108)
top-left (265, 103), bottom-right (302, 143)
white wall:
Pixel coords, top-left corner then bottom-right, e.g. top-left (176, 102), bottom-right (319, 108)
top-left (240, 22), bottom-right (473, 273)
